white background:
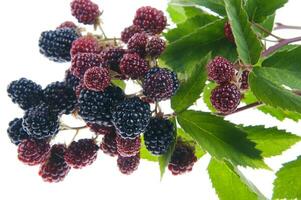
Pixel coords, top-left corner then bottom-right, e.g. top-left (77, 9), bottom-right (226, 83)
top-left (0, 0), bottom-right (301, 199)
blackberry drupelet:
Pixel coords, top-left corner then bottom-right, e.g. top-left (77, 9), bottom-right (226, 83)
top-left (71, 0), bottom-right (101, 25)
top-left (146, 36), bottom-right (166, 57)
top-left (207, 56), bottom-right (235, 84)
top-left (83, 66), bottom-right (110, 92)
top-left (120, 53), bottom-right (149, 79)
top-left (117, 153), bottom-right (140, 175)
top-left (71, 52), bottom-right (102, 78)
top-left (121, 25), bottom-right (143, 43)
top-left (116, 134), bottom-right (141, 157)
top-left (87, 123), bottom-right (115, 135)
top-left (64, 70), bottom-right (80, 91)
top-left (127, 32), bottom-right (148, 57)
top-left (57, 21), bottom-right (77, 29)
top-left (224, 21), bottom-right (235, 43)
top-left (100, 47), bottom-right (125, 72)
top-left (100, 129), bottom-right (118, 157)
top-left (71, 35), bottom-right (101, 57)
top-left (7, 118), bottom-right (30, 145)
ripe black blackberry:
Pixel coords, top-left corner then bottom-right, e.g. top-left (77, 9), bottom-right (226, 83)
top-left (7, 118), bottom-right (30, 145)
top-left (117, 153), bottom-right (140, 175)
top-left (146, 36), bottom-right (166, 57)
top-left (87, 123), bottom-right (115, 135)
top-left (127, 32), bottom-right (148, 57)
top-left (39, 28), bottom-right (80, 62)
top-left (207, 56), bottom-right (235, 84)
top-left (39, 144), bottom-right (71, 183)
top-left (100, 47), bottom-right (125, 72)
top-left (64, 139), bottom-right (99, 169)
top-left (79, 86), bottom-right (125, 125)
top-left (22, 104), bottom-right (60, 139)
top-left (18, 139), bottom-right (50, 166)
top-left (120, 53), bottom-right (149, 79)
top-left (71, 0), bottom-right (101, 25)
top-left (224, 21), bottom-right (235, 43)
top-left (71, 52), bottom-right (102, 78)
top-left (43, 81), bottom-right (78, 115)
top-left (239, 70), bottom-right (250, 90)
top-left (210, 83), bottom-right (241, 114)
top-left (168, 138), bottom-right (197, 175)
top-left (100, 129), bottom-right (118, 157)
top-left (112, 97), bottom-right (151, 139)
top-left (7, 78), bottom-right (43, 110)
top-left (121, 25), bottom-right (143, 43)
top-left (64, 70), bottom-right (80, 91)
top-left (71, 35), bottom-right (101, 57)
top-left (116, 134), bottom-right (141, 157)
top-left (143, 67), bottom-right (179, 101)
top-left (133, 6), bottom-right (167, 34)
top-left (144, 117), bottom-right (175, 155)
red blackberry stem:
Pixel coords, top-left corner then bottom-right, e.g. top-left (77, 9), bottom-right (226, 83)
top-left (262, 36), bottom-right (301, 56)
top-left (219, 101), bottom-right (263, 116)
top-left (274, 23), bottom-right (301, 30)
top-left (252, 23), bottom-right (283, 40)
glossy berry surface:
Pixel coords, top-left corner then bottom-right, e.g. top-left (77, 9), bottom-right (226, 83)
top-left (207, 56), bottom-right (235, 84)
top-left (117, 154), bottom-right (140, 175)
top-left (120, 53), bottom-right (149, 79)
top-left (71, 0), bottom-right (100, 25)
top-left (83, 67), bottom-right (110, 92)
top-left (7, 118), bottom-right (30, 145)
top-left (116, 134), bottom-right (141, 157)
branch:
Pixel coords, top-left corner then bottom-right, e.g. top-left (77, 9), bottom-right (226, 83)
top-left (219, 102), bottom-right (263, 117)
top-left (274, 23), bottom-right (301, 30)
top-left (262, 36), bottom-right (301, 57)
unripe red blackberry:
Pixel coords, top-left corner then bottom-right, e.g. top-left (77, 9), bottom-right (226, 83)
top-left (120, 53), bottom-right (149, 79)
top-left (71, 53), bottom-right (102, 78)
top-left (116, 134), bottom-right (141, 157)
top-left (71, 36), bottom-right (101, 57)
top-left (128, 32), bottom-right (148, 57)
top-left (207, 56), bottom-right (235, 84)
top-left (146, 36), bottom-right (166, 57)
top-left (7, 118), bottom-right (30, 145)
top-left (224, 21), bottom-right (235, 43)
top-left (239, 70), bottom-right (250, 90)
top-left (18, 139), bottom-right (50, 166)
top-left (87, 123), bottom-right (115, 135)
top-left (39, 144), bottom-right (71, 183)
top-left (142, 67), bottom-right (179, 101)
top-left (117, 154), bottom-right (140, 175)
top-left (168, 138), bottom-right (197, 175)
top-left (121, 25), bottom-right (143, 43)
top-left (71, 0), bottom-right (101, 25)
top-left (100, 129), bottom-right (118, 157)
top-left (210, 83), bottom-right (241, 114)
top-left (64, 139), bottom-right (99, 169)
top-left (83, 67), bottom-right (110, 92)
top-left (100, 47), bottom-right (125, 72)
top-left (144, 117), bottom-right (175, 155)
top-left (133, 6), bottom-right (167, 34)
top-left (57, 21), bottom-right (77, 29)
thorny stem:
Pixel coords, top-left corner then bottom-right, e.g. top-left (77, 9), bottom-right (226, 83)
top-left (262, 36), bottom-right (301, 57)
top-left (274, 23), bottom-right (301, 30)
top-left (253, 23), bottom-right (283, 40)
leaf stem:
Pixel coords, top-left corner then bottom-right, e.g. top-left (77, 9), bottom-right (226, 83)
top-left (253, 23), bottom-right (283, 40)
top-left (262, 36), bottom-right (301, 57)
top-left (274, 23), bottom-right (301, 30)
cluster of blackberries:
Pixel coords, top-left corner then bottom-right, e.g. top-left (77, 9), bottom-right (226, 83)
top-left (7, 0), bottom-right (198, 182)
top-left (207, 56), bottom-right (250, 114)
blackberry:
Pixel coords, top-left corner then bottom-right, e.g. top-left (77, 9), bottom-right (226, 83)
top-left (71, 0), bottom-right (101, 25)
top-left (120, 53), bottom-right (149, 79)
top-left (7, 118), bottom-right (30, 145)
top-left (100, 129), bottom-right (118, 157)
top-left (79, 86), bottom-right (125, 124)
top-left (71, 35), bottom-right (101, 57)
top-left (224, 21), bottom-right (235, 43)
top-left (23, 104), bottom-right (60, 139)
top-left (239, 70), bottom-right (250, 90)
top-left (87, 123), bottom-right (114, 135)
top-left (116, 134), bottom-right (141, 157)
top-left (64, 139), bottom-right (99, 169)
top-left (57, 21), bottom-right (77, 29)
top-left (7, 78), bottom-right (43, 110)
top-left (133, 6), bottom-right (167, 34)
top-left (112, 97), bottom-right (151, 139)
top-left (43, 81), bottom-right (77, 115)
top-left (144, 117), bottom-right (175, 155)
top-left (71, 53), bottom-right (102, 78)
top-left (18, 139), bottom-right (50, 166)
top-left (210, 83), bottom-right (241, 114)
top-left (121, 25), bottom-right (143, 43)
top-left (83, 66), bottom-right (110, 92)
top-left (128, 32), bottom-right (148, 57)
top-left (142, 67), bottom-right (179, 101)
top-left (75, 80), bottom-right (85, 98)
top-left (64, 69), bottom-right (80, 90)
top-left (207, 56), bottom-right (235, 84)
top-left (168, 138), bottom-right (197, 175)
top-left (117, 154), bottom-right (140, 175)
top-left (146, 36), bottom-right (166, 57)
top-left (100, 47), bottom-right (125, 72)
top-left (39, 144), bottom-right (71, 183)
top-left (39, 28), bottom-right (80, 62)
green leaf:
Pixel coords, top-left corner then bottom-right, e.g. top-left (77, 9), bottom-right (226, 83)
top-left (177, 128), bottom-right (206, 159)
top-left (167, 4), bottom-right (207, 24)
top-left (170, 0), bottom-right (226, 16)
top-left (161, 19), bottom-right (237, 72)
top-left (171, 54), bottom-right (210, 113)
top-left (253, 14), bottom-right (275, 37)
top-left (242, 91), bottom-right (301, 121)
top-left (224, 0), bottom-right (263, 65)
top-left (208, 158), bottom-right (267, 200)
top-left (165, 14), bottom-right (219, 42)
top-left (158, 118), bottom-right (177, 179)
top-left (249, 67), bottom-right (301, 114)
top-left (177, 110), bottom-right (268, 168)
top-left (202, 82), bottom-right (218, 112)
top-left (240, 125), bottom-right (301, 157)
top-left (273, 157), bottom-right (301, 199)
top-left (111, 79), bottom-right (126, 90)
top-left (140, 136), bottom-right (158, 162)
top-left (246, 0), bottom-right (288, 23)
